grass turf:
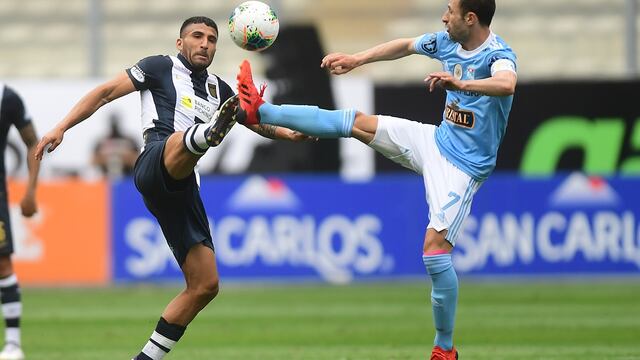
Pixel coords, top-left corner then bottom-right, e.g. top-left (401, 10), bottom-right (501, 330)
top-left (18, 280), bottom-right (640, 359)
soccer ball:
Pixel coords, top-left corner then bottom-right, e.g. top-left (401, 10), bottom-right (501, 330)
top-left (228, 1), bottom-right (279, 51)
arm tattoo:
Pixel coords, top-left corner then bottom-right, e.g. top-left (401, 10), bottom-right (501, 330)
top-left (256, 124), bottom-right (278, 139)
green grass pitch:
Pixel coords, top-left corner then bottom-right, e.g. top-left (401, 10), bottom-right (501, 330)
top-left (19, 280), bottom-right (640, 359)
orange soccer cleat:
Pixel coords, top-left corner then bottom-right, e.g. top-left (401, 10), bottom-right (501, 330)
top-left (236, 60), bottom-right (266, 125)
top-left (430, 346), bottom-right (458, 360)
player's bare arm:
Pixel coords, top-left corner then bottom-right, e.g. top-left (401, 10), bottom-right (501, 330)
top-left (321, 37), bottom-right (417, 75)
top-left (246, 123), bottom-right (318, 141)
top-left (426, 70), bottom-right (517, 96)
top-left (35, 72), bottom-right (136, 160)
top-left (18, 123), bottom-right (40, 217)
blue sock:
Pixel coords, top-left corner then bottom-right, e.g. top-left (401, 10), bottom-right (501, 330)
top-left (423, 253), bottom-right (458, 351)
top-left (258, 102), bottom-right (356, 137)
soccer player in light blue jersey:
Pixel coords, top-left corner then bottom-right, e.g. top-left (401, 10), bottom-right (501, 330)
top-left (236, 0), bottom-right (516, 358)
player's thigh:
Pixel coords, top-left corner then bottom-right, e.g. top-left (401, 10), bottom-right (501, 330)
top-left (135, 140), bottom-right (194, 195)
top-left (367, 115), bottom-right (434, 173)
top-left (182, 243), bottom-right (219, 290)
top-left (423, 159), bottom-right (482, 247)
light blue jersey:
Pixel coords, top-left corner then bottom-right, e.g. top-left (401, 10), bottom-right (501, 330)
top-left (414, 31), bottom-right (516, 181)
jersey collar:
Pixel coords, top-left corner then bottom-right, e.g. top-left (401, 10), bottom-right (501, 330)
top-left (456, 32), bottom-right (495, 59)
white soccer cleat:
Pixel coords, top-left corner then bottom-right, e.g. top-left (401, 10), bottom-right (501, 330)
top-left (0, 343), bottom-right (24, 360)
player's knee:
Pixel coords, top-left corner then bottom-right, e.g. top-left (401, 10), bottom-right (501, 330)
top-left (192, 277), bottom-right (220, 302)
top-left (202, 278), bottom-right (220, 300)
top-left (423, 229), bottom-right (452, 253)
top-left (352, 112), bottom-right (378, 143)
top-left (353, 112), bottom-right (376, 129)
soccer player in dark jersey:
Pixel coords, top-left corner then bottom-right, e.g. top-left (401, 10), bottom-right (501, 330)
top-left (35, 17), bottom-right (310, 360)
top-left (0, 84), bottom-right (41, 360)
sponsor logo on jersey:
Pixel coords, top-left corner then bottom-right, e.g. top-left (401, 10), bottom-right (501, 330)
top-left (180, 94), bottom-right (215, 122)
top-left (453, 64), bottom-right (463, 80)
top-left (208, 83), bottom-right (218, 99)
top-left (466, 66), bottom-right (476, 80)
top-left (192, 96), bottom-right (215, 122)
top-left (421, 34), bottom-right (438, 54)
top-left (130, 65), bottom-right (146, 83)
top-left (0, 221), bottom-right (5, 245)
top-left (180, 95), bottom-right (193, 109)
top-left (445, 101), bottom-right (475, 128)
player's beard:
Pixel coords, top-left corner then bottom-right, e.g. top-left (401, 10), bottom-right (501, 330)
top-left (447, 25), bottom-right (470, 44)
top-left (191, 53), bottom-right (213, 72)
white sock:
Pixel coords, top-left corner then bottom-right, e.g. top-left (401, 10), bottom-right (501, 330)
top-left (5, 328), bottom-right (19, 347)
top-left (0, 274), bottom-right (21, 347)
top-left (140, 330), bottom-right (179, 359)
top-left (183, 123), bottom-right (210, 155)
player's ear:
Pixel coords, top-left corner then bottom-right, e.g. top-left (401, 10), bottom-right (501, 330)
top-left (465, 12), bottom-right (477, 26)
top-left (176, 38), bottom-right (183, 51)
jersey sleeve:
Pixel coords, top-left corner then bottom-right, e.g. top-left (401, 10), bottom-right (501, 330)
top-left (217, 78), bottom-right (235, 105)
top-left (1, 86), bottom-right (32, 130)
top-left (126, 55), bottom-right (171, 91)
top-left (487, 50), bottom-right (517, 76)
top-left (414, 31), bottom-right (448, 60)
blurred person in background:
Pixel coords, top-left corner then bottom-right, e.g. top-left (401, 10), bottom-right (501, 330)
top-left (35, 16), bottom-right (310, 360)
top-left (0, 83), bottom-right (41, 360)
top-left (91, 113), bottom-right (139, 178)
top-left (235, 0), bottom-right (516, 358)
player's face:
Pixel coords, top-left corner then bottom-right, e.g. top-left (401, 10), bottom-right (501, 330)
top-left (442, 0), bottom-right (470, 43)
top-left (177, 23), bottom-right (218, 71)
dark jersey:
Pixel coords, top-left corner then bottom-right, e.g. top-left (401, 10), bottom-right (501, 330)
top-left (0, 84), bottom-right (32, 181)
top-left (125, 54), bottom-right (234, 141)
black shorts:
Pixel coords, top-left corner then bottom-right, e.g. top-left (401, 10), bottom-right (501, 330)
top-left (134, 139), bottom-right (213, 266)
top-left (0, 191), bottom-right (14, 256)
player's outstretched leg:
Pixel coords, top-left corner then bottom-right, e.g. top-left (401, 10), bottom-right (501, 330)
top-left (423, 251), bottom-right (459, 360)
top-left (236, 60), bottom-right (356, 137)
top-left (183, 94), bottom-right (239, 155)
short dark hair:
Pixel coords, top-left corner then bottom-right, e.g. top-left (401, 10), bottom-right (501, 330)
top-left (459, 0), bottom-right (496, 27)
top-left (180, 16), bottom-right (218, 37)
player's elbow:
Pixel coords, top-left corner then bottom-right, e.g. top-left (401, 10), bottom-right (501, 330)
top-left (503, 84), bottom-right (516, 96)
top-left (495, 81), bottom-right (516, 96)
top-left (501, 76), bottom-right (517, 95)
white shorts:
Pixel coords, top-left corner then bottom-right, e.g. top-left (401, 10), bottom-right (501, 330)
top-left (368, 115), bottom-right (482, 245)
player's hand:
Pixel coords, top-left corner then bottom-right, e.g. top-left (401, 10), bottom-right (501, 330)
top-left (35, 127), bottom-right (65, 160)
top-left (425, 71), bottom-right (463, 92)
top-left (321, 53), bottom-right (359, 75)
top-left (287, 130), bottom-right (319, 142)
top-left (20, 193), bottom-right (37, 217)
